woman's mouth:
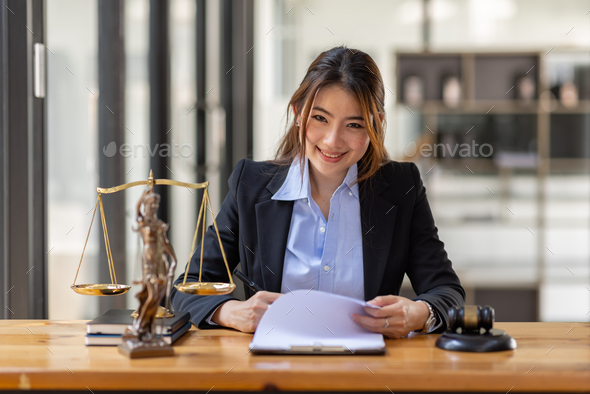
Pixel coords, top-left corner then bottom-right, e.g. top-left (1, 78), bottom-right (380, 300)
top-left (318, 147), bottom-right (346, 158)
top-left (317, 147), bottom-right (347, 162)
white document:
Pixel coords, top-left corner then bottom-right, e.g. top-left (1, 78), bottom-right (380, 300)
top-left (250, 290), bottom-right (386, 354)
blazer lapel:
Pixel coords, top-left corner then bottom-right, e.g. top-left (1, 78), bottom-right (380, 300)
top-left (360, 177), bottom-right (397, 301)
top-left (254, 167), bottom-right (293, 293)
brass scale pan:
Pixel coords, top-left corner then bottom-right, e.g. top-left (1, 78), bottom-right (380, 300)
top-left (71, 172), bottom-right (235, 297)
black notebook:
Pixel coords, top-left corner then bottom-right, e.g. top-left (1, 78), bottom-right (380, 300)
top-left (85, 321), bottom-right (192, 346)
top-left (87, 309), bottom-right (191, 335)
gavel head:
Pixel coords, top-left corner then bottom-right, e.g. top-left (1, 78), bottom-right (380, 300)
top-left (448, 305), bottom-right (495, 333)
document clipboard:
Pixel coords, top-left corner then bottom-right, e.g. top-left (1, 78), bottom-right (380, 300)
top-left (249, 290), bottom-right (386, 355)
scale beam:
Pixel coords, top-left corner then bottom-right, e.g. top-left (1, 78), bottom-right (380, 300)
top-left (72, 172), bottom-right (234, 297)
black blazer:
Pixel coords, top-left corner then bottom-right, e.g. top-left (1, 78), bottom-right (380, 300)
top-left (171, 159), bottom-right (465, 331)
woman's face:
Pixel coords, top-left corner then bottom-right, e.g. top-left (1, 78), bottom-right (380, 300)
top-left (301, 85), bottom-right (371, 185)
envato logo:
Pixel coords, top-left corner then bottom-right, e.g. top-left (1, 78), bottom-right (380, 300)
top-left (403, 141), bottom-right (493, 158)
top-left (103, 141), bottom-right (193, 158)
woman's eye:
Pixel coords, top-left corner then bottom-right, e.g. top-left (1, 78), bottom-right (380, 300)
top-left (313, 115), bottom-right (327, 122)
top-left (348, 123), bottom-right (363, 129)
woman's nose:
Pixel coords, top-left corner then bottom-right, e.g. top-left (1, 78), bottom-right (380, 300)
top-left (323, 125), bottom-right (343, 147)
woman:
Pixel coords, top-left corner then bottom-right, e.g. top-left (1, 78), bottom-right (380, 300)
top-left (171, 46), bottom-right (464, 339)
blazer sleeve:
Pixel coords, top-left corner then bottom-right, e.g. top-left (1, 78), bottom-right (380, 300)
top-left (405, 162), bottom-right (466, 332)
top-left (170, 159), bottom-right (246, 328)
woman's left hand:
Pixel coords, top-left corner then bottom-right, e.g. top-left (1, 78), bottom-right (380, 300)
top-left (351, 295), bottom-right (430, 339)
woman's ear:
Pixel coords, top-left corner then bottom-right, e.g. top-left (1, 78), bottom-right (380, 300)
top-left (378, 112), bottom-right (384, 123)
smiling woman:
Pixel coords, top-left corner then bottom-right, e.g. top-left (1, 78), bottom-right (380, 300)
top-left (171, 46), bottom-right (465, 339)
top-left (301, 85), bottom-right (372, 220)
top-left (276, 47), bottom-right (388, 186)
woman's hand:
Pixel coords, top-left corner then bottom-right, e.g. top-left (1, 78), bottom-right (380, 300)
top-left (351, 295), bottom-right (430, 339)
top-left (211, 291), bottom-right (283, 333)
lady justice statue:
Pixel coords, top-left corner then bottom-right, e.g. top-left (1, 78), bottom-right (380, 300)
top-left (119, 185), bottom-right (178, 358)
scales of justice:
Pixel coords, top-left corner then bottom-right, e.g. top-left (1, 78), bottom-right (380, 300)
top-left (71, 170), bottom-right (235, 358)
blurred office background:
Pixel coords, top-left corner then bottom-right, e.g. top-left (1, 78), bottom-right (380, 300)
top-left (1, 0), bottom-right (588, 322)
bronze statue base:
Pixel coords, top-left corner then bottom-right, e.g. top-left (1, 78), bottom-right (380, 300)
top-left (118, 340), bottom-right (174, 359)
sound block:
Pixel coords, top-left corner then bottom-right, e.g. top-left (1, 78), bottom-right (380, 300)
top-left (435, 328), bottom-right (517, 352)
top-left (118, 342), bottom-right (174, 359)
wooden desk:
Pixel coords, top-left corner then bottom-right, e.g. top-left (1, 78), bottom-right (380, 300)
top-left (0, 321), bottom-right (588, 392)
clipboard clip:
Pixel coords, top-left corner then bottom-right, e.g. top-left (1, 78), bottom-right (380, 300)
top-left (288, 345), bottom-right (351, 353)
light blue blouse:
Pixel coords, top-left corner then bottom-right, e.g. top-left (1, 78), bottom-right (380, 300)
top-left (271, 156), bottom-right (365, 300)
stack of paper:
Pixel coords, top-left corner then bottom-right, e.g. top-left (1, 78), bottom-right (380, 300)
top-left (250, 290), bottom-right (385, 354)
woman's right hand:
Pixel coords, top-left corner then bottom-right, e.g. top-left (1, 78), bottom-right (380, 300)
top-left (211, 291), bottom-right (283, 333)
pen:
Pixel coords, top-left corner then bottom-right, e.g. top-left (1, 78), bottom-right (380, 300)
top-left (233, 268), bottom-right (264, 293)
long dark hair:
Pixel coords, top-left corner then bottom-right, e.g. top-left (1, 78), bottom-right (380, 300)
top-left (273, 46), bottom-right (390, 184)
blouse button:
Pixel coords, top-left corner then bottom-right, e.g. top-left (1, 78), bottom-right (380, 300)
top-left (320, 226), bottom-right (326, 233)
top-left (348, 191), bottom-right (353, 196)
top-left (323, 265), bottom-right (330, 272)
